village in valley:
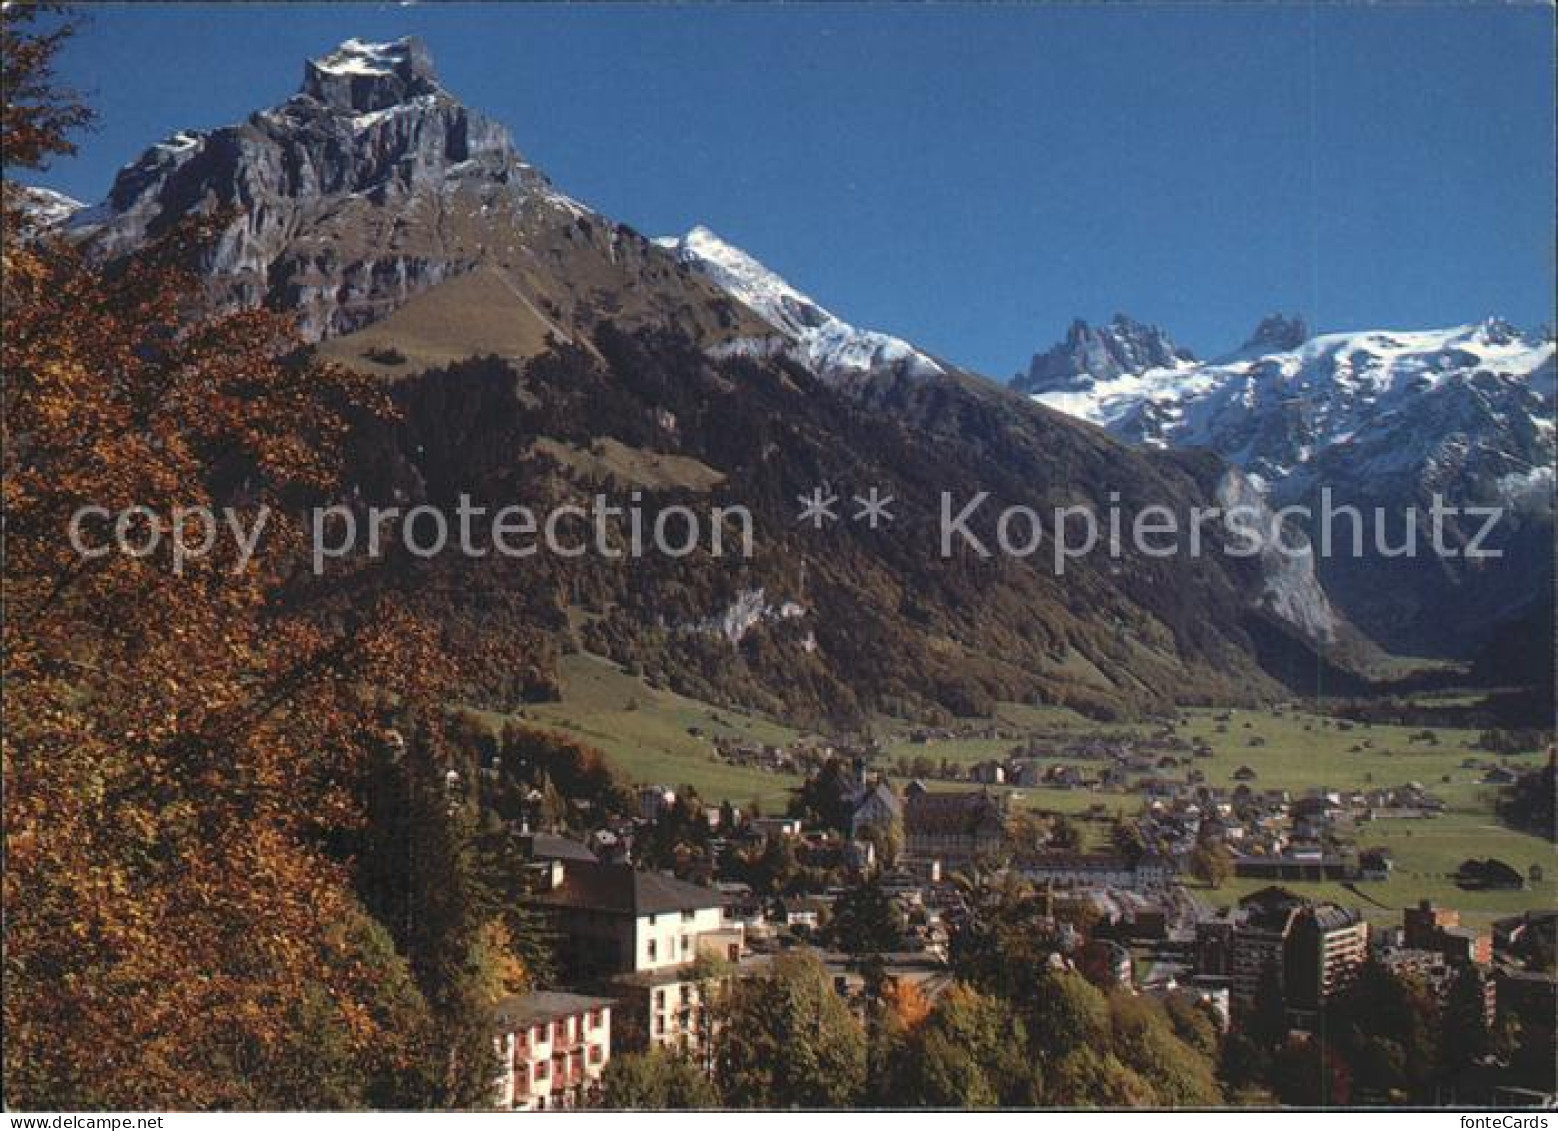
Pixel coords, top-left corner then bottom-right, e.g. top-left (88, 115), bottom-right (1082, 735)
top-left (8, 5), bottom-right (1555, 1115)
top-left (481, 652), bottom-right (1557, 1109)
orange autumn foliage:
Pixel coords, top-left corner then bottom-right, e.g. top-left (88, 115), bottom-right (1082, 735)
top-left (2, 14), bottom-right (452, 1106)
top-left (882, 977), bottom-right (933, 1034)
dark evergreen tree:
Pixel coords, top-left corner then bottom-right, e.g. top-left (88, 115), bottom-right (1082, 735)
top-left (828, 878), bottom-right (905, 957)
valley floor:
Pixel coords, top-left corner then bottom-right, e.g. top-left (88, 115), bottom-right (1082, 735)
top-left (470, 651), bottom-right (1553, 926)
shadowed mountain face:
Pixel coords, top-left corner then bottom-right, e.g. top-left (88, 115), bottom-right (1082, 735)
top-left (336, 329), bottom-right (1334, 724)
top-left (52, 37), bottom-right (1362, 722)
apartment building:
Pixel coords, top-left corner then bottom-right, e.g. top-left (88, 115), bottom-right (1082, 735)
top-left (493, 991), bottom-right (614, 1111)
top-left (1207, 886), bottom-right (1367, 1029)
top-left (525, 859), bottom-right (736, 1058)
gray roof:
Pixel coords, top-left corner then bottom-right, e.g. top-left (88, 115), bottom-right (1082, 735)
top-left (532, 860), bottom-right (722, 916)
top-left (904, 789), bottom-right (1004, 836)
top-left (1305, 904), bottom-right (1364, 932)
top-left (494, 990), bottom-right (615, 1030)
top-left (853, 781), bottom-right (903, 819)
top-left (525, 832), bottom-right (598, 862)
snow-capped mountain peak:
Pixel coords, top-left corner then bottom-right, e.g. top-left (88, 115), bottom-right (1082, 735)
top-left (1013, 313), bottom-right (1195, 396)
top-left (657, 225), bottom-right (831, 337)
top-left (302, 36), bottom-right (443, 113)
top-left (1018, 316), bottom-right (1555, 503)
top-left (1017, 314), bottom-right (1554, 657)
top-left (10, 185), bottom-right (87, 232)
top-left (654, 225), bottom-right (943, 381)
top-left (312, 37), bottom-right (423, 78)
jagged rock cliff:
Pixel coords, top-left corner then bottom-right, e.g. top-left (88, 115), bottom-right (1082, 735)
top-left (66, 37), bottom-right (769, 358)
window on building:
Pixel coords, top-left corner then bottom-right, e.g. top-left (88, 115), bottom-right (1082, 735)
top-left (680, 935), bottom-right (690, 955)
top-left (647, 939), bottom-right (657, 962)
top-left (654, 989), bottom-right (666, 1008)
top-left (554, 1019), bottom-right (569, 1044)
top-left (588, 1009), bottom-right (603, 1029)
top-left (681, 909), bottom-right (695, 922)
top-left (534, 1061), bottom-right (548, 1082)
top-left (532, 1024), bottom-right (545, 1045)
top-left (589, 1045), bottom-right (603, 1065)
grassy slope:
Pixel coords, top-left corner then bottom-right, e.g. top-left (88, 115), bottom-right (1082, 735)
top-left (470, 651), bottom-right (809, 812)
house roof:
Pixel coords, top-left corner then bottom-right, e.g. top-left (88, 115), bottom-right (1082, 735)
top-left (494, 990), bottom-right (615, 1031)
top-left (531, 860), bottom-right (723, 916)
top-left (1237, 885), bottom-right (1305, 930)
top-left (1024, 852), bottom-right (1137, 871)
top-left (524, 832), bottom-right (598, 862)
top-left (853, 781), bottom-right (903, 820)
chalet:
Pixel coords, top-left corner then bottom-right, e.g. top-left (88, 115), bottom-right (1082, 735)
top-left (969, 760), bottom-right (1006, 786)
top-left (1492, 910), bottom-right (1558, 960)
top-left (1359, 848), bottom-right (1393, 881)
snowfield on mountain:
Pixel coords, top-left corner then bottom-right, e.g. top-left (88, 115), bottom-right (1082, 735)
top-left (1018, 315), bottom-right (1554, 506)
top-left (655, 225), bottom-right (945, 382)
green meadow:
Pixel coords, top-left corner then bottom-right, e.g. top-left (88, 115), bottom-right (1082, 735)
top-left (474, 655), bottom-right (1553, 924)
top-left (471, 651), bottom-right (809, 812)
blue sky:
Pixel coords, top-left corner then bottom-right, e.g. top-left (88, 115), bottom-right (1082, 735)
top-left (35, 3), bottom-right (1556, 377)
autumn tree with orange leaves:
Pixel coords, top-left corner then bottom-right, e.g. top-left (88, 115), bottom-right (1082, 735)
top-left (1, 6), bottom-right (519, 1108)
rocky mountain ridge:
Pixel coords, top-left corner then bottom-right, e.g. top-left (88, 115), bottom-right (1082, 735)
top-left (22, 36), bottom-right (1377, 718)
top-left (1017, 314), bottom-right (1555, 656)
top-left (54, 37), bottom-right (770, 364)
